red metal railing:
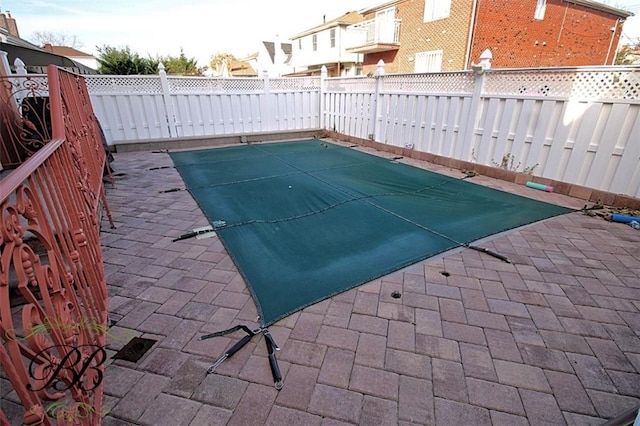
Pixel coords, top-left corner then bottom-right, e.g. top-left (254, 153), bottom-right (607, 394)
top-left (0, 73), bottom-right (51, 168)
top-left (1, 66), bottom-right (111, 425)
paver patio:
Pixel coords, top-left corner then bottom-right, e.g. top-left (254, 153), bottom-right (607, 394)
top-left (98, 139), bottom-right (639, 425)
top-left (6, 138), bottom-right (637, 425)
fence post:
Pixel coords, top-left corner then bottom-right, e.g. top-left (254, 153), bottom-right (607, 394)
top-left (262, 69), bottom-right (272, 131)
top-left (7, 58), bottom-right (27, 111)
top-left (15, 58), bottom-right (27, 75)
top-left (263, 69), bottom-right (270, 93)
top-left (158, 62), bottom-right (178, 137)
top-left (370, 59), bottom-right (385, 141)
top-left (457, 49), bottom-right (492, 160)
top-left (0, 51), bottom-right (11, 76)
top-left (320, 65), bottom-right (327, 130)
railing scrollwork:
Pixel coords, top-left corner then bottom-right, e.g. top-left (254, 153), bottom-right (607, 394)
top-left (0, 74), bottom-right (51, 168)
top-left (1, 65), bottom-right (110, 425)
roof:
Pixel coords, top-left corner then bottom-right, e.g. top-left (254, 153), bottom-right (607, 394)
top-left (43, 43), bottom-right (96, 58)
top-left (564, 0), bottom-right (634, 18)
top-left (263, 41), bottom-right (293, 65)
top-left (0, 42), bottom-right (97, 74)
top-left (0, 13), bottom-right (96, 74)
top-left (228, 60), bottom-right (257, 77)
top-left (358, 0), bottom-right (405, 15)
top-left (0, 30), bottom-right (96, 74)
top-left (290, 11), bottom-right (364, 39)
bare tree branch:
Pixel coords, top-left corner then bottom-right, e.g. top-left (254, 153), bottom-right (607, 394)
top-left (28, 31), bottom-right (84, 49)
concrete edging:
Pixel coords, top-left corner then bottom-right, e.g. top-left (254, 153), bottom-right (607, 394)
top-left (111, 129), bottom-right (323, 153)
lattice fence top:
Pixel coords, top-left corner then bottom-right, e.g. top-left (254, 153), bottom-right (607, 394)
top-left (382, 72), bottom-right (476, 94)
top-left (167, 77), bottom-right (265, 94)
top-left (84, 75), bottom-right (163, 94)
top-left (269, 77), bottom-right (320, 92)
top-left (1, 75), bottom-right (50, 98)
top-left (82, 67), bottom-right (640, 100)
top-left (326, 77), bottom-right (376, 93)
top-left (484, 68), bottom-right (640, 100)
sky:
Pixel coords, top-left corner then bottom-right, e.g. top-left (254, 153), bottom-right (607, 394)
top-left (3, 0), bottom-right (640, 68)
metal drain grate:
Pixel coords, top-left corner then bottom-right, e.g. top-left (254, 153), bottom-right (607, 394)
top-left (112, 337), bottom-right (157, 362)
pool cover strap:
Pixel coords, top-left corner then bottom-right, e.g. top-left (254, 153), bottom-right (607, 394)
top-left (201, 325), bottom-right (283, 389)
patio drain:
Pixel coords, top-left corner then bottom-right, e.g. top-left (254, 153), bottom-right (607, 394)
top-left (112, 337), bottom-right (157, 363)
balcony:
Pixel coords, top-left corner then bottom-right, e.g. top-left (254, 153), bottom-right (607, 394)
top-left (345, 18), bottom-right (401, 54)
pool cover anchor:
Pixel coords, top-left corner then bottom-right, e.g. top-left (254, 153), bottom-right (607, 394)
top-left (200, 324), bottom-right (283, 390)
top-left (263, 329), bottom-right (283, 390)
top-left (173, 221), bottom-right (226, 242)
top-left (172, 226), bottom-right (215, 242)
top-left (467, 244), bottom-right (511, 263)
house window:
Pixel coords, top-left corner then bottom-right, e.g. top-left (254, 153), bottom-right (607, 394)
top-left (298, 39), bottom-right (302, 50)
top-left (313, 34), bottom-right (317, 51)
top-left (424, 0), bottom-right (451, 22)
top-left (330, 29), bottom-right (336, 48)
top-left (376, 7), bottom-right (396, 42)
top-left (534, 0), bottom-right (546, 19)
top-left (414, 50), bottom-right (443, 72)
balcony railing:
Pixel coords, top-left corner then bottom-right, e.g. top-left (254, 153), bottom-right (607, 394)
top-left (345, 18), bottom-right (401, 53)
top-left (1, 65), bottom-right (112, 425)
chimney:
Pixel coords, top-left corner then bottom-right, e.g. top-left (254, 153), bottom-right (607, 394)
top-left (44, 43), bottom-right (54, 51)
top-left (0, 12), bottom-right (20, 37)
top-left (0, 13), bottom-right (8, 33)
top-left (6, 12), bottom-right (19, 37)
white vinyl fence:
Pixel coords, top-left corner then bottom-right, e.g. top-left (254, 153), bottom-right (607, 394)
top-left (324, 64), bottom-right (640, 198)
top-left (82, 62), bottom-right (640, 198)
top-left (85, 67), bottom-right (320, 143)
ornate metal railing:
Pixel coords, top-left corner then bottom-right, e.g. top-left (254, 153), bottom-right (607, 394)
top-left (0, 73), bottom-right (50, 168)
top-left (1, 65), bottom-right (111, 425)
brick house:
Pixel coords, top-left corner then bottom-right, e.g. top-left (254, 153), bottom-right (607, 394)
top-left (342, 0), bottom-right (633, 74)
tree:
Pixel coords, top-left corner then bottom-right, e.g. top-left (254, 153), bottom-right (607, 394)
top-left (96, 45), bottom-right (158, 75)
top-left (210, 52), bottom-right (236, 76)
top-left (615, 39), bottom-right (640, 65)
top-left (29, 31), bottom-right (83, 48)
top-left (157, 49), bottom-right (203, 76)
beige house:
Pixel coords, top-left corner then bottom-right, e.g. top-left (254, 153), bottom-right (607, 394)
top-left (288, 11), bottom-right (365, 77)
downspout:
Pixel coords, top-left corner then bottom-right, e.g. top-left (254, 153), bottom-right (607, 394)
top-left (557, 2), bottom-right (569, 43)
top-left (338, 25), bottom-right (342, 77)
top-left (464, 0), bottom-right (479, 69)
top-left (605, 18), bottom-right (620, 65)
top-left (612, 19), bottom-right (626, 65)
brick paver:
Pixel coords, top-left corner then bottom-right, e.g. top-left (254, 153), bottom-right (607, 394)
top-left (5, 143), bottom-right (636, 425)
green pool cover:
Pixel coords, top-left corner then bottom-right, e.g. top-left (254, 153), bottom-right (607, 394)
top-left (170, 139), bottom-right (572, 326)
